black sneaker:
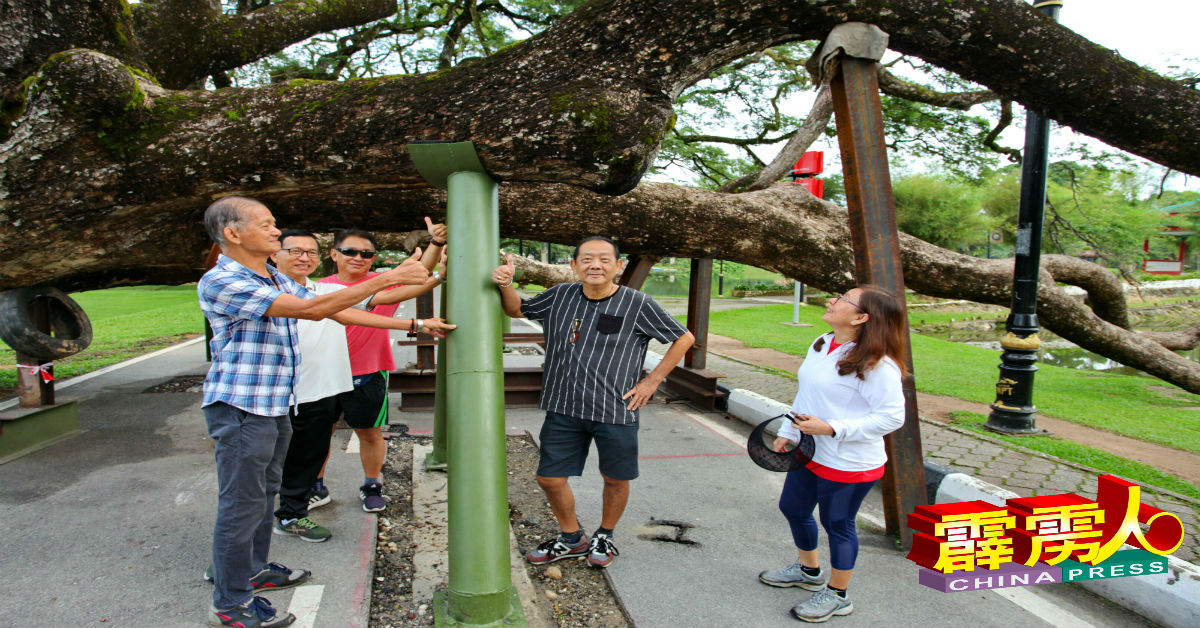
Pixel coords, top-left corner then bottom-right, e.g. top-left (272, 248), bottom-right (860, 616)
top-left (250, 562), bottom-right (311, 591)
top-left (308, 484), bottom-right (332, 511)
top-left (360, 481), bottom-right (386, 512)
top-left (526, 533), bottom-right (590, 564)
top-left (209, 596), bottom-right (296, 628)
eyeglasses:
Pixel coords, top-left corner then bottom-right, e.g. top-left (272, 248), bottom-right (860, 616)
top-left (280, 247), bottom-right (320, 259)
top-left (833, 293), bottom-right (862, 311)
top-left (335, 247), bottom-right (377, 259)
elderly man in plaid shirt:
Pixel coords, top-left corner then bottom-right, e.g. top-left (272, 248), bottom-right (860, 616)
top-left (198, 196), bottom-right (429, 628)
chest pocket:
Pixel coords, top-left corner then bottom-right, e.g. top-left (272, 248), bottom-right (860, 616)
top-left (596, 313), bottom-right (624, 335)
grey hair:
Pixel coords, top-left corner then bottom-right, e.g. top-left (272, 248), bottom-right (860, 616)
top-left (204, 196), bottom-right (261, 245)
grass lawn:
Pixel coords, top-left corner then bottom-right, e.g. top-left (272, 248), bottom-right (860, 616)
top-left (699, 304), bottom-right (1200, 457)
top-left (0, 285), bottom-right (203, 397)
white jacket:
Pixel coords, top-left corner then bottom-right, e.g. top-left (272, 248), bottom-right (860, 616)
top-left (777, 333), bottom-right (905, 472)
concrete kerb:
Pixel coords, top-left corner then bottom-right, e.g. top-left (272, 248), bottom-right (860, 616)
top-left (718, 386), bottom-right (1200, 628)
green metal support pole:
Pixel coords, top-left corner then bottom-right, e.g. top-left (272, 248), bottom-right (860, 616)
top-left (426, 284), bottom-right (449, 471)
top-left (409, 142), bottom-right (522, 627)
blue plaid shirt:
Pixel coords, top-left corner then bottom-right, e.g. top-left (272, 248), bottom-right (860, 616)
top-left (198, 254), bottom-right (313, 417)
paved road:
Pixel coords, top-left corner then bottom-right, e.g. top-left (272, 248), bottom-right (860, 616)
top-left (0, 339), bottom-right (1166, 627)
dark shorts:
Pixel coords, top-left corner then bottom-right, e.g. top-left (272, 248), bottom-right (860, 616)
top-left (537, 412), bottom-right (639, 481)
top-left (337, 371), bottom-right (389, 429)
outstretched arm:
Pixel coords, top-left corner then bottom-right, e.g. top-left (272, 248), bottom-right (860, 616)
top-left (266, 252), bottom-right (429, 320)
top-left (330, 308), bottom-right (457, 338)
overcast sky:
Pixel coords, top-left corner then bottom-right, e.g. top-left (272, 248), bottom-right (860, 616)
top-left (697, 1), bottom-right (1200, 191)
top-left (1060, 0), bottom-right (1197, 72)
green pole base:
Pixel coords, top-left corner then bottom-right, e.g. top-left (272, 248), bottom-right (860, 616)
top-left (433, 587), bottom-right (526, 628)
top-left (0, 400), bottom-right (83, 464)
top-left (424, 450), bottom-right (448, 472)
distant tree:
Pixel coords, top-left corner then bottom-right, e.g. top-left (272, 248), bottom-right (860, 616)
top-left (892, 175), bottom-right (987, 250)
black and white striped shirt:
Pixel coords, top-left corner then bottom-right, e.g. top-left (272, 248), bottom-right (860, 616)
top-left (522, 283), bottom-right (687, 425)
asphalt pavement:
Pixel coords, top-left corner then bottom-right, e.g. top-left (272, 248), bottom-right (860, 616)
top-left (0, 333), bottom-right (1168, 627)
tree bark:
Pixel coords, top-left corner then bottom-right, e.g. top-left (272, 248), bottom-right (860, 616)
top-left (3, 0), bottom-right (1200, 390)
top-left (497, 182), bottom-right (1200, 394)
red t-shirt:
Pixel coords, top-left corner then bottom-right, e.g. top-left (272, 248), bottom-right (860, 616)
top-left (319, 272), bottom-right (400, 376)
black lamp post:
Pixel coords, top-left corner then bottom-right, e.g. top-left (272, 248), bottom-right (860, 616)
top-left (986, 0), bottom-right (1062, 435)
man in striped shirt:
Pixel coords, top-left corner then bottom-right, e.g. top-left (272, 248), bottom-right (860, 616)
top-left (492, 236), bottom-right (694, 568)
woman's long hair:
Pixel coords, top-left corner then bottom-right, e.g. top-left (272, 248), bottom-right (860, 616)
top-left (836, 285), bottom-right (909, 380)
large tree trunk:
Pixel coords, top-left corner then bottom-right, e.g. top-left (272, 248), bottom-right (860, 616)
top-left (500, 182), bottom-right (1200, 394)
top-left (1, 0), bottom-right (1199, 390)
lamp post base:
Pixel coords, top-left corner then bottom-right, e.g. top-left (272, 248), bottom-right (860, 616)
top-left (984, 404), bottom-right (1049, 435)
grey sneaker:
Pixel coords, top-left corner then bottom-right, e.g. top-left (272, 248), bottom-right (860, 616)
top-left (759, 562), bottom-right (826, 590)
top-left (790, 588), bottom-right (853, 623)
top-left (209, 595), bottom-right (296, 627)
top-left (273, 517), bottom-right (332, 543)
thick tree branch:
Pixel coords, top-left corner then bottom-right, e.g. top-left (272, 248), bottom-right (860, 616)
top-left (718, 85), bottom-right (833, 193)
top-left (512, 255), bottom-right (575, 287)
top-left (876, 69), bottom-right (994, 110)
top-left (134, 0), bottom-right (396, 88)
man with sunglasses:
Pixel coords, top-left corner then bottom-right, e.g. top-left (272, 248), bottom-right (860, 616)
top-left (198, 198), bottom-right (430, 628)
top-left (269, 228), bottom-right (454, 543)
top-left (317, 226), bottom-right (447, 512)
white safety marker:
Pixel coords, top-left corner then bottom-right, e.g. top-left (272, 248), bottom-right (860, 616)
top-left (992, 587), bottom-right (1097, 628)
top-left (346, 431), bottom-right (360, 454)
top-left (287, 584), bottom-right (325, 628)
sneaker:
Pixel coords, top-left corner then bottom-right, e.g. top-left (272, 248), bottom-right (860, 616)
top-left (360, 482), bottom-right (386, 512)
top-left (250, 562), bottom-right (311, 591)
top-left (203, 563), bottom-right (311, 591)
top-left (210, 595), bottom-right (296, 628)
top-left (308, 484), bottom-right (332, 511)
top-left (273, 517), bottom-right (332, 543)
top-left (759, 562), bottom-right (826, 590)
top-left (790, 588), bottom-right (853, 623)
top-left (526, 533), bottom-right (590, 564)
top-left (587, 533), bottom-right (619, 568)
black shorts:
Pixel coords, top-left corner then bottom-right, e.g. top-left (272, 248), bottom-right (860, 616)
top-left (336, 371), bottom-right (389, 429)
top-left (536, 412), bottom-right (639, 481)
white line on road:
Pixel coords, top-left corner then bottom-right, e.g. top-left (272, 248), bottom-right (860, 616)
top-left (674, 406), bottom-right (748, 449)
top-left (0, 336), bottom-right (205, 411)
top-left (287, 584), bottom-right (325, 628)
top-left (992, 587), bottom-right (1097, 628)
top-left (346, 431), bottom-right (360, 454)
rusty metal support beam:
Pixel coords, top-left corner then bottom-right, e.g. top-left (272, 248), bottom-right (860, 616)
top-left (618, 255), bottom-right (659, 289)
top-left (685, 259), bottom-right (713, 370)
top-left (829, 53), bottom-right (926, 549)
top-left (415, 291), bottom-right (435, 370)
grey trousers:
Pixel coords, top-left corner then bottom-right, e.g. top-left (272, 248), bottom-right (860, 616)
top-left (204, 402), bottom-right (293, 609)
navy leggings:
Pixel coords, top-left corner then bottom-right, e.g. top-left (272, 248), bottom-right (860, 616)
top-left (779, 465), bottom-right (877, 570)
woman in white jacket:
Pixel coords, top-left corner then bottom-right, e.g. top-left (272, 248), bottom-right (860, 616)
top-left (760, 285), bottom-right (907, 623)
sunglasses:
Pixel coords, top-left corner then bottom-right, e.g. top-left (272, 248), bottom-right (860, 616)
top-left (832, 293), bottom-right (862, 311)
top-left (335, 247), bottom-right (377, 259)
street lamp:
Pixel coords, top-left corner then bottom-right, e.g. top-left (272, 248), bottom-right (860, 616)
top-left (985, 0), bottom-right (1062, 435)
